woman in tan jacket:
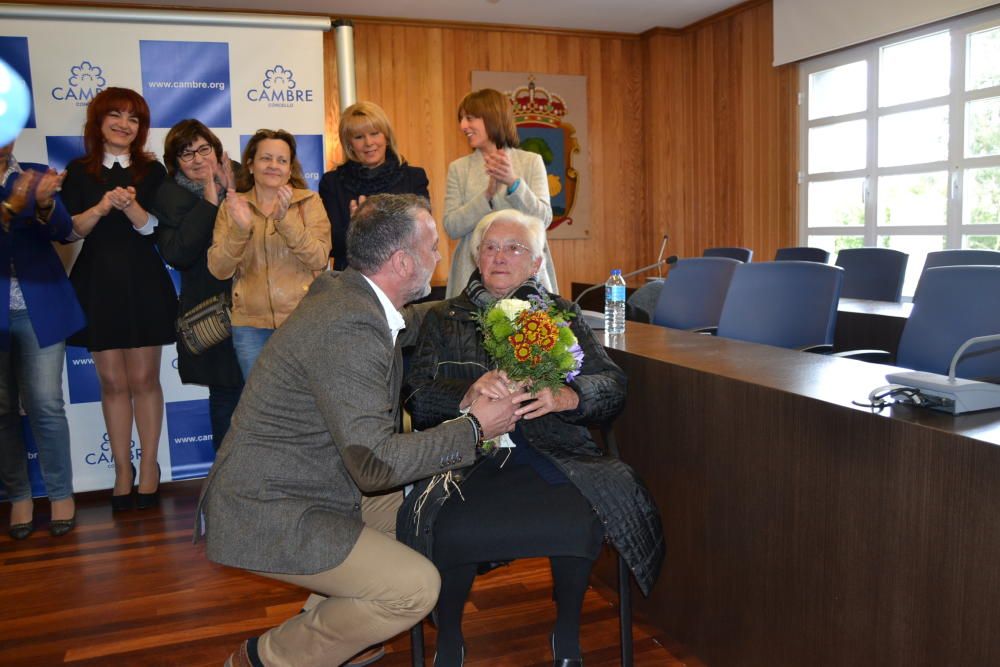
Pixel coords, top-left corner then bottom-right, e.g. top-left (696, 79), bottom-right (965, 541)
top-left (208, 129), bottom-right (331, 380)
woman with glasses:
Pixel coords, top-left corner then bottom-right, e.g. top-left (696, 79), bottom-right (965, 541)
top-left (400, 209), bottom-right (663, 667)
top-left (207, 129), bottom-right (330, 379)
top-left (319, 101), bottom-right (429, 271)
top-left (443, 88), bottom-right (556, 298)
top-left (153, 119), bottom-right (244, 450)
top-left (61, 87), bottom-right (175, 512)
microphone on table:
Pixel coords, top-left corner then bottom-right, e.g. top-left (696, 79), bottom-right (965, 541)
top-left (573, 230), bottom-right (675, 307)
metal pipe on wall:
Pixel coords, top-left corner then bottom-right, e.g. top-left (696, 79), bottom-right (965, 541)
top-left (0, 4), bottom-right (331, 29)
top-left (333, 19), bottom-right (357, 110)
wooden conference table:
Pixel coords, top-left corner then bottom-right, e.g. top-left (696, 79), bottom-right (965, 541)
top-left (601, 322), bottom-right (1000, 667)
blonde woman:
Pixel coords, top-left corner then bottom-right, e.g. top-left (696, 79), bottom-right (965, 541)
top-left (319, 101), bottom-right (429, 271)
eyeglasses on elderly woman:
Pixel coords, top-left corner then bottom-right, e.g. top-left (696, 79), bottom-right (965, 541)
top-left (479, 241), bottom-right (531, 257)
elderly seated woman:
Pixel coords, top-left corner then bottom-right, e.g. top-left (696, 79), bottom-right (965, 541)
top-left (399, 209), bottom-right (664, 667)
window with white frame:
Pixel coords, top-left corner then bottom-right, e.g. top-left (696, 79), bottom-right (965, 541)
top-left (799, 7), bottom-right (1000, 297)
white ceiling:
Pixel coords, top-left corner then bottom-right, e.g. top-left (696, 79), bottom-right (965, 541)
top-left (102, 0), bottom-right (746, 33)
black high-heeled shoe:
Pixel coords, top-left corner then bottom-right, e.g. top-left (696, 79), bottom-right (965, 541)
top-left (136, 462), bottom-right (161, 510)
top-left (111, 464), bottom-right (136, 512)
top-left (49, 515), bottom-right (76, 537)
top-left (8, 520), bottom-right (34, 540)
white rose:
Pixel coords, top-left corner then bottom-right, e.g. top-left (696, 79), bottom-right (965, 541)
top-left (496, 298), bottom-right (531, 320)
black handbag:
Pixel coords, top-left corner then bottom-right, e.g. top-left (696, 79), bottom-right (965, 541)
top-left (176, 291), bottom-right (232, 355)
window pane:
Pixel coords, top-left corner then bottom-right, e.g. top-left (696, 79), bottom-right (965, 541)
top-left (964, 235), bottom-right (1000, 250)
top-left (967, 26), bottom-right (1000, 90)
top-left (878, 106), bottom-right (949, 167)
top-left (878, 235), bottom-right (947, 297)
top-left (964, 167), bottom-right (1000, 225)
top-left (965, 96), bottom-right (1000, 158)
top-left (877, 172), bottom-right (948, 226)
top-left (808, 179), bottom-right (865, 227)
top-left (807, 235), bottom-right (865, 260)
top-left (808, 120), bottom-right (867, 173)
top-left (879, 31), bottom-right (951, 107)
top-left (809, 61), bottom-right (867, 120)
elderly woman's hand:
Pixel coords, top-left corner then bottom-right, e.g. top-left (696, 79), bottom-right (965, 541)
top-left (514, 386), bottom-right (580, 420)
top-left (460, 369), bottom-right (513, 410)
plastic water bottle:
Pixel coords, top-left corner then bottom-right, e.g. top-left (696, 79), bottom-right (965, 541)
top-left (604, 269), bottom-right (626, 334)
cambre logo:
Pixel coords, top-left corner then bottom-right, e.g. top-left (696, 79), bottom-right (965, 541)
top-left (51, 61), bottom-right (107, 105)
top-left (247, 65), bottom-right (314, 107)
top-left (84, 432), bottom-right (140, 467)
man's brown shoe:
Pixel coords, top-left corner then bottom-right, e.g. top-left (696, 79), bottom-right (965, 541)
top-left (345, 643), bottom-right (386, 666)
top-left (224, 639), bottom-right (254, 667)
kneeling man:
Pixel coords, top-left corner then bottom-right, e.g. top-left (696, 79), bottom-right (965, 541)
top-left (197, 194), bottom-right (523, 666)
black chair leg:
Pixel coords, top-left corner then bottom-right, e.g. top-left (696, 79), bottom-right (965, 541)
top-left (410, 621), bottom-right (425, 666)
top-left (617, 554), bottom-right (633, 667)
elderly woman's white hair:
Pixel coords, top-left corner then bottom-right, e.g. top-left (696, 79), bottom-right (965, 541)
top-left (469, 209), bottom-right (547, 274)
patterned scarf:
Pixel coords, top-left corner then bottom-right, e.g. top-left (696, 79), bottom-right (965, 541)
top-left (464, 269), bottom-right (546, 310)
top-left (174, 170), bottom-right (225, 205)
top-left (338, 149), bottom-right (407, 196)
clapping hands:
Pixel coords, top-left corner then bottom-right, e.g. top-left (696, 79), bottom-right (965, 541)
top-left (483, 151), bottom-right (516, 187)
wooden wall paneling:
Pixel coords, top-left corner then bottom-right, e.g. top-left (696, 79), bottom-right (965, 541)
top-left (326, 20), bottom-right (648, 290)
top-left (641, 1), bottom-right (798, 264)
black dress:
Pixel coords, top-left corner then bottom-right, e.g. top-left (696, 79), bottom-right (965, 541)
top-left (62, 159), bottom-right (178, 351)
top-left (318, 150), bottom-right (429, 271)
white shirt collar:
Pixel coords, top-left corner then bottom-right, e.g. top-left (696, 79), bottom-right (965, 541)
top-left (361, 274), bottom-right (406, 344)
top-left (103, 152), bottom-right (131, 169)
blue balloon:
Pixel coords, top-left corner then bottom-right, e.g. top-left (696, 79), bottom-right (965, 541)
top-left (0, 58), bottom-right (32, 146)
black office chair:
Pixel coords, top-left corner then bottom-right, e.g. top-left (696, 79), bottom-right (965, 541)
top-left (703, 246), bottom-right (753, 262)
top-left (651, 257), bottom-right (740, 331)
top-left (716, 261), bottom-right (844, 351)
top-left (408, 423), bottom-right (645, 667)
top-left (774, 246), bottom-right (830, 263)
top-left (835, 247), bottom-right (909, 302)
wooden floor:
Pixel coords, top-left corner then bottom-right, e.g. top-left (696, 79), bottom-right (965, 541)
top-left (0, 481), bottom-right (689, 666)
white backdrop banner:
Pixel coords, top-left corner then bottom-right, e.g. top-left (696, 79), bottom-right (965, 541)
top-left (0, 8), bottom-right (328, 494)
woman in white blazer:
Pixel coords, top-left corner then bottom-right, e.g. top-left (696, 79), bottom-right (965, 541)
top-left (443, 88), bottom-right (557, 297)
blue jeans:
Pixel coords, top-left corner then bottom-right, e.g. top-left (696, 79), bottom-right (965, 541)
top-left (0, 309), bottom-right (74, 502)
top-left (232, 326), bottom-right (274, 381)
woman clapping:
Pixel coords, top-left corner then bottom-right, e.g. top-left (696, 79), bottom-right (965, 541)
top-left (207, 129), bottom-right (330, 379)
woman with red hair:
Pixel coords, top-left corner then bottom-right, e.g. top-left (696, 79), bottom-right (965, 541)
top-left (61, 87), bottom-right (176, 512)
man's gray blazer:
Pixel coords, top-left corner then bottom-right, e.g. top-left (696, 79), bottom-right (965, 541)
top-left (196, 268), bottom-right (477, 575)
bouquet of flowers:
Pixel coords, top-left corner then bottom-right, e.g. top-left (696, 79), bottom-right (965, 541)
top-left (477, 294), bottom-right (584, 394)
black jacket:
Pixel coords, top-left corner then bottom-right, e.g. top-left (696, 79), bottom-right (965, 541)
top-left (399, 287), bottom-right (665, 595)
top-left (318, 160), bottom-right (429, 271)
top-left (153, 174), bottom-right (243, 388)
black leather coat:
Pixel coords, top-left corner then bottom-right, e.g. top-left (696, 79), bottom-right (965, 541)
top-left (398, 287), bottom-right (664, 595)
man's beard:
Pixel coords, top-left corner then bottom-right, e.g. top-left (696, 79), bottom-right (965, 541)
top-left (402, 266), bottom-right (432, 304)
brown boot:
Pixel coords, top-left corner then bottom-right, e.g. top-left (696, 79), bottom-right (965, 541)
top-left (224, 639), bottom-right (255, 667)
top-left (344, 643), bottom-right (386, 666)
